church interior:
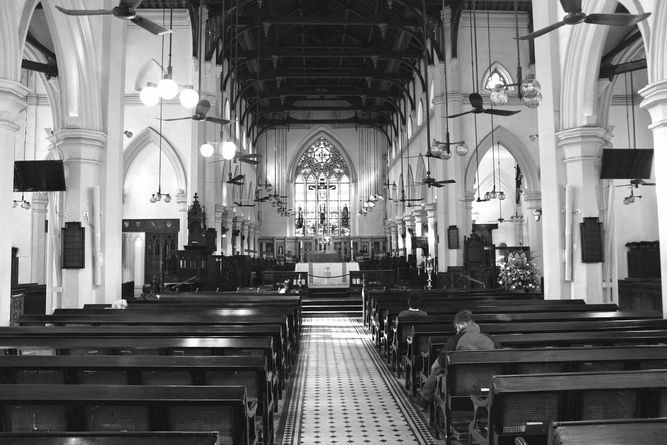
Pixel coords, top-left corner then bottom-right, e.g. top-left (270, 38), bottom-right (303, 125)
top-left (1, 0), bottom-right (667, 444)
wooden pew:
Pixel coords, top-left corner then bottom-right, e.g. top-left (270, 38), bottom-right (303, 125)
top-left (386, 302), bottom-right (619, 364)
top-left (423, 327), bottom-right (667, 371)
top-left (0, 354), bottom-right (274, 445)
top-left (0, 384), bottom-right (256, 445)
top-left (547, 418), bottom-right (667, 445)
top-left (468, 369), bottom-right (667, 445)
top-left (436, 346), bottom-right (667, 442)
top-left (0, 431), bottom-right (222, 445)
top-left (402, 318), bottom-right (667, 394)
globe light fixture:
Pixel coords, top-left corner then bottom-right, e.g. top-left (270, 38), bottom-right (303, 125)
top-left (520, 75), bottom-right (542, 108)
top-left (221, 141), bottom-right (237, 160)
top-left (157, 75), bottom-right (179, 100)
top-left (200, 143), bottom-right (214, 158)
top-left (455, 142), bottom-right (469, 156)
top-left (179, 85), bottom-right (199, 108)
top-left (139, 82), bottom-right (160, 106)
top-left (489, 84), bottom-right (509, 105)
top-left (441, 149), bottom-right (452, 160)
top-left (498, 190), bottom-right (506, 200)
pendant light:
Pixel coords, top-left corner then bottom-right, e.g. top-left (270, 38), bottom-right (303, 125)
top-left (489, 1), bottom-right (542, 108)
top-left (150, 25), bottom-right (171, 204)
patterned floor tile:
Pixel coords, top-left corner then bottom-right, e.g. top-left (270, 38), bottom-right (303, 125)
top-left (280, 317), bottom-right (439, 445)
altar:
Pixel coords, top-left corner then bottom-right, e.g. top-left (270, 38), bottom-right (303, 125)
top-left (294, 262), bottom-right (360, 288)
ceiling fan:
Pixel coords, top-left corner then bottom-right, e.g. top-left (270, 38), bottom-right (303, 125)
top-left (422, 171), bottom-right (456, 188)
top-left (448, 93), bottom-right (520, 119)
top-left (162, 99), bottom-right (232, 125)
top-left (616, 178), bottom-right (656, 188)
top-left (226, 173), bottom-right (244, 185)
top-left (518, 0), bottom-right (651, 40)
top-left (211, 152), bottom-right (261, 165)
top-left (55, 1), bottom-right (173, 36)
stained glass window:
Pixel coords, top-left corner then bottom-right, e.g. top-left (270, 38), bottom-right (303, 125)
top-left (294, 138), bottom-right (351, 237)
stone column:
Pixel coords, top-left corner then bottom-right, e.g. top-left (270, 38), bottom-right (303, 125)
top-left (389, 223), bottom-right (398, 257)
top-left (248, 223), bottom-right (258, 258)
top-left (640, 80), bottom-right (667, 317)
top-left (0, 80), bottom-right (30, 325)
top-left (412, 209), bottom-right (427, 264)
top-left (55, 129), bottom-right (107, 309)
top-left (221, 209), bottom-right (234, 256)
top-left (176, 190), bottom-right (188, 249)
top-left (424, 203), bottom-right (438, 268)
top-left (523, 191), bottom-right (543, 272)
top-left (511, 215), bottom-right (525, 246)
top-left (385, 224), bottom-right (392, 256)
top-left (30, 192), bottom-right (48, 284)
top-left (403, 216), bottom-right (414, 258)
top-left (395, 217), bottom-right (405, 257)
top-left (242, 221), bottom-right (250, 255)
top-left (557, 126), bottom-right (609, 303)
top-left (214, 204), bottom-right (224, 254)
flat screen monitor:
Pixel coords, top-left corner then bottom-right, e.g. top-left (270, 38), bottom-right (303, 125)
top-left (600, 148), bottom-right (653, 179)
top-left (14, 160), bottom-right (66, 192)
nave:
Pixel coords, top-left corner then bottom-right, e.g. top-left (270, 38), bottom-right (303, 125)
top-left (278, 317), bottom-right (438, 445)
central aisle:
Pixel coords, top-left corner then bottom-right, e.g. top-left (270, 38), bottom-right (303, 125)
top-left (280, 317), bottom-right (439, 445)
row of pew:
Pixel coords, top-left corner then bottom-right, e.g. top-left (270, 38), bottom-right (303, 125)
top-left (0, 290), bottom-right (303, 445)
top-left (367, 288), bottom-right (667, 445)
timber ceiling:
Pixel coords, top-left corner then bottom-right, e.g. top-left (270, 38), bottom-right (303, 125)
top-left (135, 1), bottom-right (534, 141)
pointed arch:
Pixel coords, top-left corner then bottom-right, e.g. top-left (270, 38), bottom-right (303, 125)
top-left (414, 154), bottom-right (428, 200)
top-left (480, 61), bottom-right (515, 92)
top-left (133, 58), bottom-right (162, 92)
top-left (123, 127), bottom-right (187, 193)
top-left (288, 128), bottom-right (358, 182)
top-left (464, 126), bottom-right (539, 198)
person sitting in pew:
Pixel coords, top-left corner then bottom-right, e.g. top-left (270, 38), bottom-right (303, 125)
top-left (398, 292), bottom-right (428, 318)
top-left (410, 309), bottom-right (501, 410)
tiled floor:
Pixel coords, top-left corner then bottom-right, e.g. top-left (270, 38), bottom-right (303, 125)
top-left (279, 317), bottom-right (439, 445)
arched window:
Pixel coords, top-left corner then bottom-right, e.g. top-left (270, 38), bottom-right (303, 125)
top-left (294, 137), bottom-right (351, 237)
top-left (417, 99), bottom-right (424, 126)
top-left (482, 62), bottom-right (515, 92)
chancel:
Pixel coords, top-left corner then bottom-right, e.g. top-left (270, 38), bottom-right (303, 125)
top-left (1, 0), bottom-right (667, 444)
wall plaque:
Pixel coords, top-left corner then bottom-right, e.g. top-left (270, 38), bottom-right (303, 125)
top-left (62, 222), bottom-right (85, 269)
top-left (580, 217), bottom-right (603, 263)
top-left (447, 225), bottom-right (460, 249)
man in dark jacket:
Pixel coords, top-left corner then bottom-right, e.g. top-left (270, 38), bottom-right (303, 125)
top-left (410, 309), bottom-right (500, 409)
top-left (397, 292), bottom-right (428, 318)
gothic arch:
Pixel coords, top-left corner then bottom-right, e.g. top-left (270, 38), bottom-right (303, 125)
top-left (646, 0), bottom-right (667, 83)
top-left (561, 0), bottom-right (651, 129)
top-left (464, 126), bottom-right (539, 198)
top-left (123, 127), bottom-right (187, 193)
top-left (288, 128), bottom-right (358, 182)
top-left (39, 0), bottom-right (107, 130)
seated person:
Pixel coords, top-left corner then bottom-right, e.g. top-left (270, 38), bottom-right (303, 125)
top-left (398, 292), bottom-right (428, 318)
top-left (138, 283), bottom-right (158, 301)
top-left (278, 279), bottom-right (292, 294)
top-left (410, 309), bottom-right (501, 410)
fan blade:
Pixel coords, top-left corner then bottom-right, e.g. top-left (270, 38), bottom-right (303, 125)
top-left (559, 0), bottom-right (582, 14)
top-left (160, 117), bottom-right (193, 121)
top-left (205, 116), bottom-right (232, 125)
top-left (484, 108), bottom-right (521, 116)
top-left (517, 20), bottom-right (568, 40)
top-left (469, 93), bottom-right (484, 109)
top-left (447, 110), bottom-right (473, 119)
top-left (239, 158), bottom-right (260, 165)
top-left (434, 179), bottom-right (456, 185)
top-left (236, 153), bottom-right (261, 159)
top-left (585, 12), bottom-right (651, 27)
top-left (131, 15), bottom-right (173, 35)
top-left (231, 174), bottom-right (245, 182)
top-left (121, 0), bottom-right (145, 8)
top-left (430, 183), bottom-right (445, 188)
top-left (643, 182), bottom-right (656, 186)
top-left (56, 6), bottom-right (114, 15)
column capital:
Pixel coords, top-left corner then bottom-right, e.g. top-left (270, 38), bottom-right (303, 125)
top-left (30, 192), bottom-right (48, 212)
top-left (54, 128), bottom-right (107, 166)
top-left (0, 79), bottom-right (30, 128)
top-left (557, 126), bottom-right (609, 164)
top-left (640, 80), bottom-right (667, 128)
top-left (424, 202), bottom-right (437, 217)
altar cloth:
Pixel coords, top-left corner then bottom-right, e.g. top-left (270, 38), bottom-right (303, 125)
top-left (294, 262), bottom-right (360, 288)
